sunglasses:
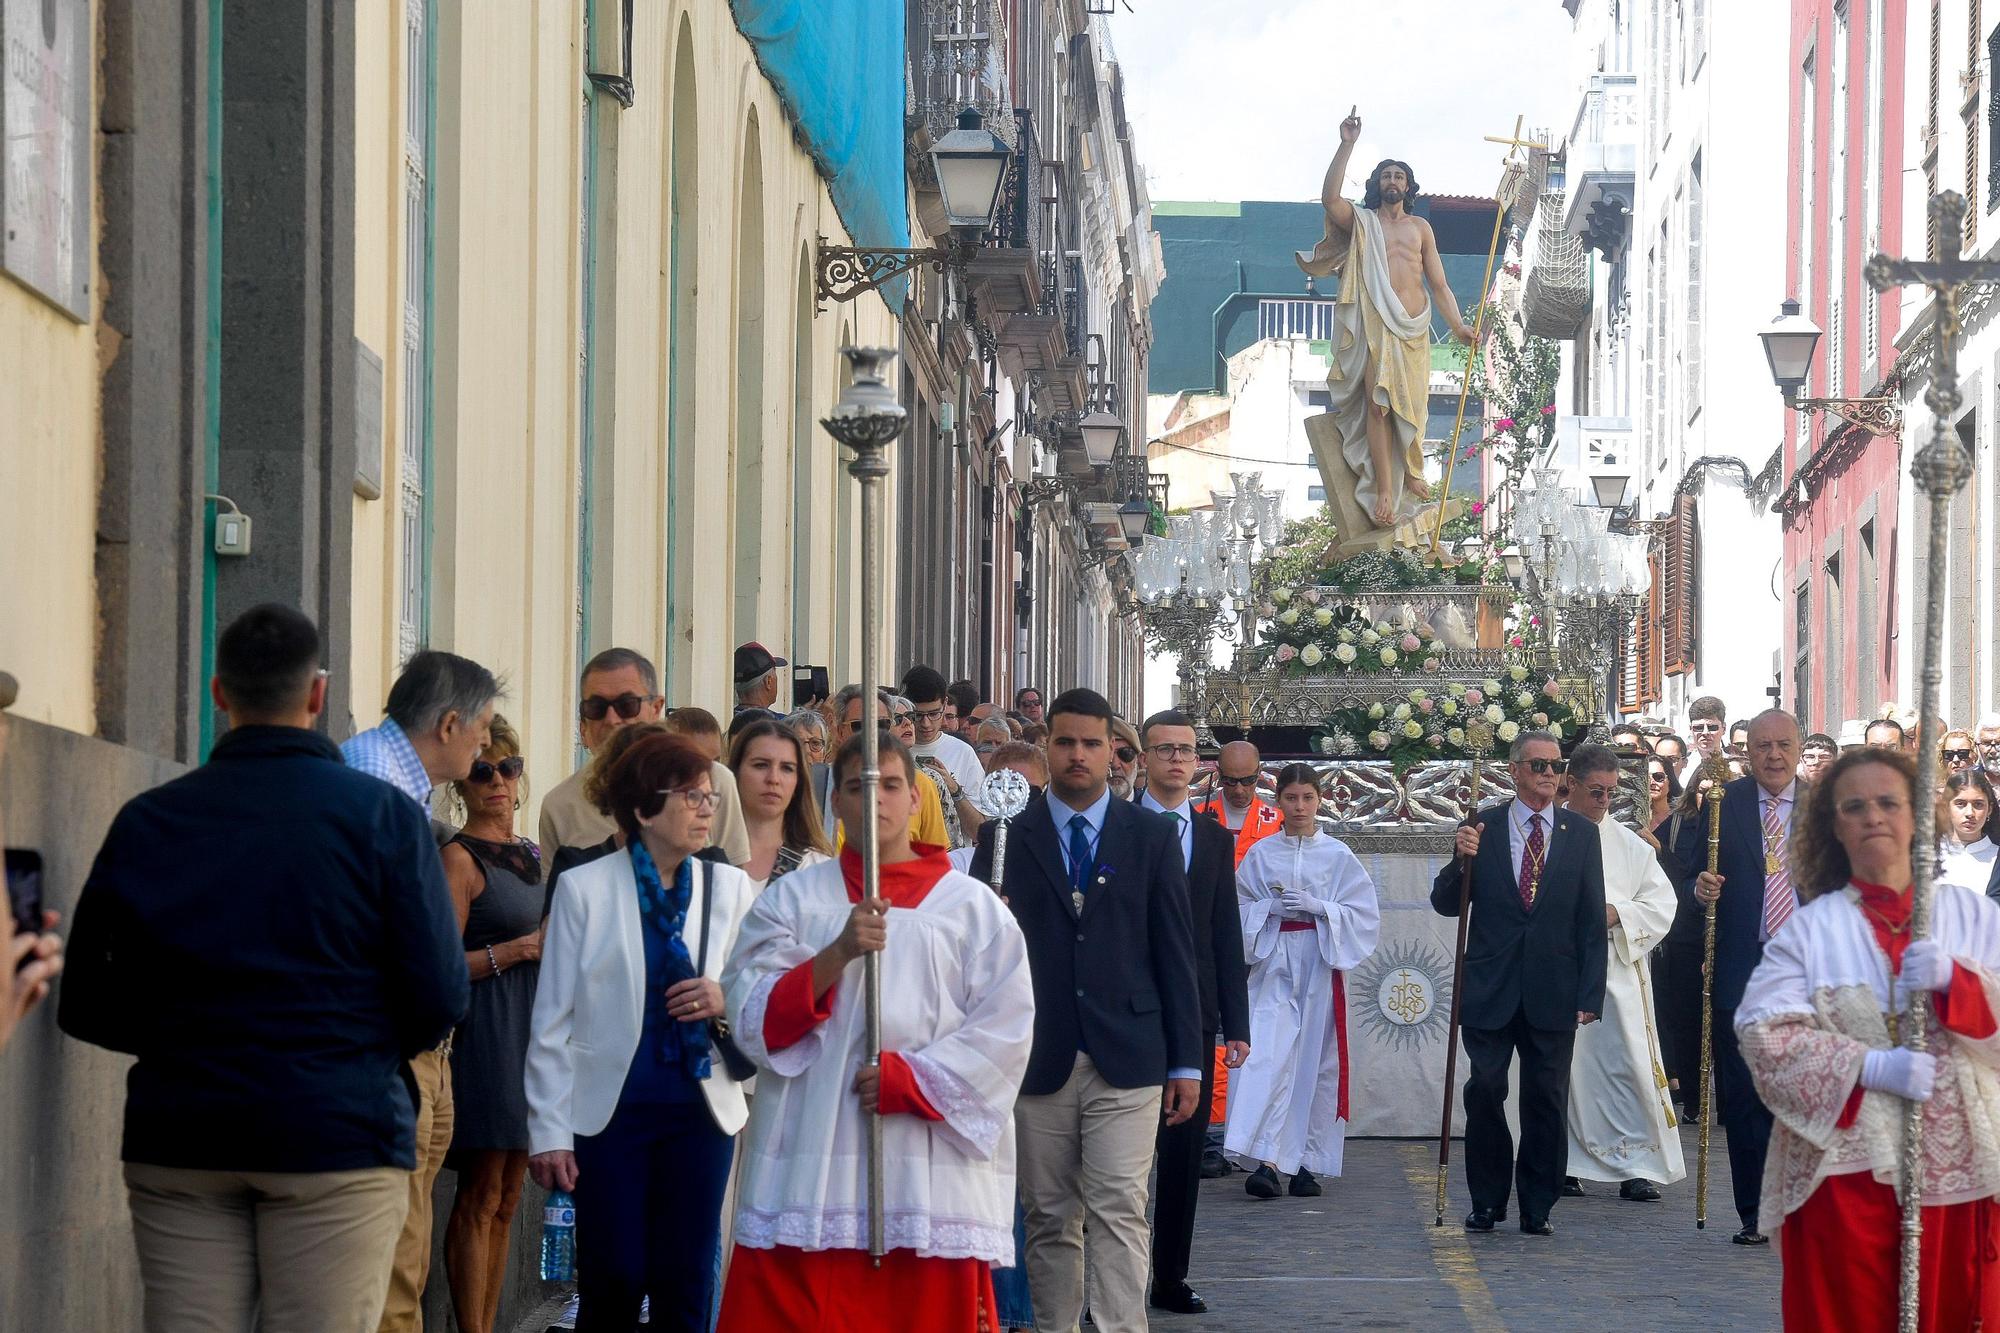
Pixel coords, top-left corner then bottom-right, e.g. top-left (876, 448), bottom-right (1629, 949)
top-left (1578, 782), bottom-right (1618, 801)
top-left (1522, 758), bottom-right (1567, 775)
top-left (1648, 769), bottom-right (1668, 783)
top-left (1689, 721), bottom-right (1723, 734)
top-left (468, 756), bottom-right (525, 784)
top-left (891, 711), bottom-right (913, 726)
top-left (1944, 749), bottom-right (1975, 762)
top-left (1114, 746), bottom-right (1138, 764)
top-left (1218, 773), bottom-right (1260, 787)
top-left (580, 692), bottom-right (654, 722)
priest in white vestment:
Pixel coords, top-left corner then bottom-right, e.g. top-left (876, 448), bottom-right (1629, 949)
top-left (1224, 765), bottom-right (1380, 1197)
top-left (1560, 746), bottom-right (1686, 1198)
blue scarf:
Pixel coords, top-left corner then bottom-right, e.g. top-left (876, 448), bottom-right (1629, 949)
top-left (628, 840), bottom-right (712, 1082)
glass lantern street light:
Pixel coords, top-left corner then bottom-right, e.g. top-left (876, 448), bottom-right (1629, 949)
top-left (930, 109), bottom-right (1013, 235)
top-left (1756, 296), bottom-right (1900, 436)
top-left (1079, 409), bottom-right (1125, 467)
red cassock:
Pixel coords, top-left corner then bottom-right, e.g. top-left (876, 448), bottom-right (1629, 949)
top-left (716, 852), bottom-right (1000, 1333)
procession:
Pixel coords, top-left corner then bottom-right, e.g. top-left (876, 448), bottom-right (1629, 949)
top-left (9, 0), bottom-right (2000, 1331)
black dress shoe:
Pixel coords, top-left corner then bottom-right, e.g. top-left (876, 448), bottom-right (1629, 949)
top-left (1732, 1226), bottom-right (1770, 1246)
top-left (1464, 1207), bottom-right (1499, 1231)
top-left (1149, 1282), bottom-right (1208, 1315)
top-left (1519, 1216), bottom-right (1555, 1236)
top-left (1199, 1147), bottom-right (1230, 1179)
top-left (1620, 1179), bottom-right (1661, 1202)
top-left (1561, 1176), bottom-right (1586, 1197)
top-left (1288, 1166), bottom-right (1322, 1197)
top-left (1245, 1164), bottom-right (1281, 1199)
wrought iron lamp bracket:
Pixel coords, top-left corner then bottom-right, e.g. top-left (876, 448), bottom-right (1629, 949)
top-left (815, 236), bottom-right (953, 310)
top-left (1792, 393), bottom-right (1903, 437)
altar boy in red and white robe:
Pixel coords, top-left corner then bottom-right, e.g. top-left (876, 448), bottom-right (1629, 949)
top-left (1736, 746), bottom-right (2000, 1331)
top-left (717, 730), bottom-right (1035, 1332)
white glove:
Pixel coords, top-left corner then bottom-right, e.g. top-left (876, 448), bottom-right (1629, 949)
top-left (1279, 886), bottom-right (1325, 917)
top-left (1860, 1048), bottom-right (1937, 1103)
top-left (1894, 940), bottom-right (1956, 1012)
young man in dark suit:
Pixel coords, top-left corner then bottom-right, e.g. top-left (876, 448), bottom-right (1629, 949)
top-left (1134, 709), bottom-right (1251, 1315)
top-left (969, 689), bottom-right (1201, 1333)
top-left (1678, 707), bottom-right (1802, 1244)
top-left (1432, 730), bottom-right (1607, 1236)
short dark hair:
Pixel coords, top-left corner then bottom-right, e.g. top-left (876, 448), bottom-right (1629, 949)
top-left (665, 706), bottom-right (720, 739)
top-left (900, 665), bottom-right (949, 705)
top-left (1361, 158), bottom-right (1421, 210)
top-left (1866, 717), bottom-right (1906, 742)
top-left (946, 679), bottom-right (980, 717)
top-left (1014, 686), bottom-right (1043, 705)
top-left (1272, 762), bottom-right (1321, 796)
top-left (1653, 732), bottom-right (1687, 756)
top-left (384, 650), bottom-right (502, 735)
top-left (602, 733), bottom-right (713, 839)
top-left (1047, 688), bottom-right (1114, 735)
top-left (1140, 708), bottom-right (1196, 743)
top-left (832, 730), bottom-right (917, 788)
top-left (1803, 732), bottom-right (1839, 752)
top-left (1688, 696), bottom-right (1727, 724)
top-left (580, 647), bottom-right (657, 695)
top-left (215, 604), bottom-right (321, 716)
top-left (1567, 743), bottom-right (1621, 781)
top-left (1728, 718), bottom-right (1751, 737)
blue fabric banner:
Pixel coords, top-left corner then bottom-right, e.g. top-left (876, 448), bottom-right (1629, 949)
top-left (727, 0), bottom-right (910, 256)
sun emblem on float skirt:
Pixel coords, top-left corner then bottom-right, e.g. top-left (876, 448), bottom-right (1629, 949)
top-left (1353, 938), bottom-right (1453, 1052)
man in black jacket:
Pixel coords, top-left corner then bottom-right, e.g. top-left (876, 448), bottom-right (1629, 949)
top-left (969, 688), bottom-right (1200, 1333)
top-left (60, 605), bottom-right (468, 1328)
top-left (1134, 709), bottom-right (1251, 1315)
top-left (1432, 730), bottom-right (1607, 1236)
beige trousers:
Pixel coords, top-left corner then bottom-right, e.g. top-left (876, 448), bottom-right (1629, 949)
top-left (379, 1047), bottom-right (455, 1332)
top-left (125, 1162), bottom-right (408, 1332)
top-left (1015, 1053), bottom-right (1164, 1333)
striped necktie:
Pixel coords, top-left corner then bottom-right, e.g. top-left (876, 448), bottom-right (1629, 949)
top-left (1762, 797), bottom-right (1795, 935)
top-left (1519, 813), bottom-right (1544, 909)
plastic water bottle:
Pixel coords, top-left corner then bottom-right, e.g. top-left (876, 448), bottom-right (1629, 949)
top-left (540, 1188), bottom-right (576, 1281)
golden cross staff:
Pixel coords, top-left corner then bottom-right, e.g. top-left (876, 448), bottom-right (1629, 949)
top-left (1428, 116), bottom-right (1546, 556)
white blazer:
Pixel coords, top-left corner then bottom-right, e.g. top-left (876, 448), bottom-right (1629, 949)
top-left (525, 848), bottom-right (755, 1155)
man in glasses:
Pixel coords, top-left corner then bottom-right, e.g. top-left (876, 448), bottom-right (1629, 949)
top-left (1799, 733), bottom-right (1838, 784)
top-left (1132, 710), bottom-right (1251, 1316)
top-left (1108, 717), bottom-right (1143, 800)
top-left (1677, 695), bottom-right (1728, 786)
top-left (1195, 740), bottom-right (1284, 868)
top-left (1014, 686), bottom-right (1046, 725)
top-left (1431, 731), bottom-right (1607, 1238)
top-left (1677, 707), bottom-right (1801, 1246)
top-left (1864, 716), bottom-right (1906, 750)
top-left (822, 685), bottom-right (950, 850)
top-left (972, 717), bottom-right (1015, 772)
top-left (1976, 714), bottom-right (2000, 776)
top-left (1558, 745), bottom-right (1683, 1206)
top-left (538, 647), bottom-right (750, 867)
top-left (901, 665), bottom-right (987, 845)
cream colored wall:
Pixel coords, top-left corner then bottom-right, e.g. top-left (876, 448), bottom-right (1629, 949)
top-left (350, 0), bottom-right (896, 814)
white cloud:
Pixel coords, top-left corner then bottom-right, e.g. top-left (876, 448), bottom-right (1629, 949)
top-left (1104, 0), bottom-right (1577, 203)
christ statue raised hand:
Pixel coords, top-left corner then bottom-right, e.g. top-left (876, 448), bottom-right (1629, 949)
top-left (1298, 109), bottom-right (1476, 531)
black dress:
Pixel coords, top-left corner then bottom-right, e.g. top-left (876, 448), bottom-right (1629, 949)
top-left (449, 833), bottom-right (543, 1153)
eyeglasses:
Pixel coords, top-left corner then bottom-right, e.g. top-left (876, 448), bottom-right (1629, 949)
top-left (1944, 749), bottom-right (1975, 762)
top-left (468, 756), bottom-right (525, 784)
top-left (1521, 758), bottom-right (1567, 775)
top-left (1689, 721), bottom-right (1722, 734)
top-left (657, 786), bottom-right (721, 813)
top-left (1981, 740), bottom-right (2000, 752)
top-left (1148, 743), bottom-right (1198, 761)
top-left (1218, 773), bottom-right (1260, 787)
top-left (1836, 795), bottom-right (1910, 819)
top-left (912, 705), bottom-right (946, 722)
top-left (1578, 783), bottom-right (1618, 801)
top-left (580, 692), bottom-right (654, 722)
top-left (801, 739), bottom-right (827, 757)
top-left (1113, 746), bottom-right (1138, 764)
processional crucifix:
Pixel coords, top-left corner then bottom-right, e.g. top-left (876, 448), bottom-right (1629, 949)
top-left (1858, 190), bottom-right (2000, 1333)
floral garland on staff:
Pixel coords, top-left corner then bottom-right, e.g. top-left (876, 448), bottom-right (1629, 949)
top-left (1312, 671), bottom-right (1579, 771)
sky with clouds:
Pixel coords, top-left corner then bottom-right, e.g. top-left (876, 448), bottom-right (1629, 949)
top-left (1103, 0), bottom-right (1578, 204)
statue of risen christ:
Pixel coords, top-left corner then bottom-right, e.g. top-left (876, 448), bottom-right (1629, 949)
top-left (1297, 109), bottom-right (1476, 532)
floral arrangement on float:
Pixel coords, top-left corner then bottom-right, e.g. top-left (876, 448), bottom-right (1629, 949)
top-left (1253, 591), bottom-right (1448, 676)
top-left (1311, 668), bottom-right (1579, 770)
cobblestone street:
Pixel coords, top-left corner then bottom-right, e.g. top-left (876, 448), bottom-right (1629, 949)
top-left (1174, 1129), bottom-right (1780, 1331)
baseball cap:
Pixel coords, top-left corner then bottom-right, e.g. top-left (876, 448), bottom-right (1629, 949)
top-left (733, 641), bottom-right (788, 685)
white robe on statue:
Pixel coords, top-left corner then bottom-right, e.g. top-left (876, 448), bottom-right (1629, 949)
top-left (1565, 815), bottom-right (1687, 1184)
top-left (1225, 831), bottom-right (1381, 1176)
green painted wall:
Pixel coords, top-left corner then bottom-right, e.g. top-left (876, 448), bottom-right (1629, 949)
top-left (1149, 198), bottom-right (1500, 396)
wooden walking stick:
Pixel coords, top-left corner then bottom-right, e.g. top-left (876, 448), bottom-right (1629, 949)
top-left (1693, 755), bottom-right (1728, 1230)
top-left (1434, 721), bottom-right (1493, 1225)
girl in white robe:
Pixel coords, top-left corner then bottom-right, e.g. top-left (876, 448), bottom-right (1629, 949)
top-left (1935, 769), bottom-right (1999, 896)
top-left (1225, 765), bottom-right (1381, 1194)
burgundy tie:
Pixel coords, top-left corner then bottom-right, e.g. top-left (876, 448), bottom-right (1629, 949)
top-left (1519, 813), bottom-right (1545, 909)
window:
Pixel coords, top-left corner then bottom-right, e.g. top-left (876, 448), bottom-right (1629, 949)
top-left (1307, 484), bottom-right (1327, 502)
top-left (1685, 154), bottom-right (1704, 421)
top-left (1967, 0), bottom-right (1983, 248)
top-left (1951, 407), bottom-right (1980, 723)
top-left (1865, 0), bottom-right (1886, 365)
top-left (1258, 299), bottom-right (1337, 342)
top-left (1928, 1), bottom-right (1942, 257)
top-left (1689, 0), bottom-right (1706, 70)
top-left (1988, 26), bottom-right (2000, 210)
top-left (1794, 582), bottom-right (1811, 723)
top-left (1798, 45), bottom-right (1817, 453)
top-left (1822, 546), bottom-right (1843, 729)
top-left (1661, 492), bottom-right (1699, 675)
top-left (1857, 518), bottom-right (1878, 714)
top-left (397, 0), bottom-right (434, 663)
top-left (1829, 5), bottom-right (1848, 385)
top-left (1306, 389), bottom-right (1331, 410)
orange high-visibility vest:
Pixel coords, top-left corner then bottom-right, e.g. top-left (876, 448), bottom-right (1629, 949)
top-left (1195, 796), bottom-right (1284, 867)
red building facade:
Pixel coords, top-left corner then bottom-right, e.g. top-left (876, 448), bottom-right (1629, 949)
top-left (1778, 0), bottom-right (1907, 735)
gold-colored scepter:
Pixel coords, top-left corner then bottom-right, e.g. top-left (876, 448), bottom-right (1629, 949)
top-left (1434, 720), bottom-right (1492, 1225)
top-left (822, 347), bottom-right (906, 1264)
top-left (1694, 755), bottom-right (1728, 1230)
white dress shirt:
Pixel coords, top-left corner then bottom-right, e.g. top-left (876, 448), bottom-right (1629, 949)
top-left (1138, 790), bottom-right (1196, 869)
top-left (1507, 797), bottom-right (1558, 880)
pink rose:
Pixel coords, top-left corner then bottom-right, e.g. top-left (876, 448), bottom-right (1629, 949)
top-left (1532, 712), bottom-right (1549, 726)
top-left (1529, 615), bottom-right (1542, 628)
top-left (1508, 635), bottom-right (1524, 648)
top-left (1541, 404), bottom-right (1557, 415)
top-left (1469, 500), bottom-right (1486, 515)
top-left (1299, 587), bottom-right (1320, 605)
top-left (1423, 656), bottom-right (1442, 673)
top-left (1543, 678), bottom-right (1561, 697)
top-left (1418, 698), bottom-right (1435, 714)
top-left (1276, 644), bottom-right (1298, 663)
top-left (1428, 733), bottom-right (1445, 747)
top-left (1495, 417), bottom-right (1516, 430)
top-left (1465, 688), bottom-right (1484, 706)
top-left (1400, 632), bottom-right (1422, 653)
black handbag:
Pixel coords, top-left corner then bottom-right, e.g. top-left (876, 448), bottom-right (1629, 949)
top-left (695, 861), bottom-right (759, 1083)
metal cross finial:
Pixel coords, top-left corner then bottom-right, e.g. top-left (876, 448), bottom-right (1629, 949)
top-left (1482, 114), bottom-right (1547, 164)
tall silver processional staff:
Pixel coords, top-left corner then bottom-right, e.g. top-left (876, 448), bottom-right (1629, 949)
top-left (1858, 191), bottom-right (2000, 1332)
top-left (820, 346), bottom-right (908, 1263)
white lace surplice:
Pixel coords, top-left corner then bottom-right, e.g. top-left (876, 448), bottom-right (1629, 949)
top-left (721, 862), bottom-right (1034, 1262)
top-left (1735, 882), bottom-right (2000, 1232)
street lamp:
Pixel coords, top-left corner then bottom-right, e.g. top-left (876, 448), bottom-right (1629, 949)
top-left (1757, 297), bottom-right (1901, 436)
top-left (1588, 472), bottom-right (1630, 511)
top-left (1078, 408), bottom-right (1125, 467)
top-left (1118, 497), bottom-right (1150, 545)
top-left (815, 108), bottom-right (1013, 307)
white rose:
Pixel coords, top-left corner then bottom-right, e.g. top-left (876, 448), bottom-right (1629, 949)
top-left (1440, 699), bottom-right (1459, 717)
top-left (1516, 691), bottom-right (1535, 710)
top-left (1300, 643), bottom-right (1325, 667)
top-left (1380, 647), bottom-right (1399, 666)
top-left (1279, 608), bottom-right (1300, 625)
top-left (1402, 720), bottom-right (1424, 739)
top-left (1408, 688), bottom-right (1428, 701)
top-left (1368, 703), bottom-right (1386, 720)
top-left (1484, 704), bottom-right (1506, 725)
top-left (1317, 736), bottom-right (1335, 754)
top-left (1483, 678), bottom-right (1503, 694)
top-left (1496, 720), bottom-right (1520, 743)
top-left (1447, 683), bottom-right (1467, 699)
top-left (1393, 703), bottom-right (1412, 721)
top-left (1361, 628), bottom-right (1381, 647)
top-left (1446, 727), bottom-right (1466, 746)
top-left (1508, 664), bottom-right (1529, 682)
top-left (1334, 642), bottom-right (1358, 664)
top-left (1337, 628), bottom-right (1356, 644)
top-left (1369, 730), bottom-right (1392, 751)
top-left (1313, 607), bottom-right (1334, 627)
